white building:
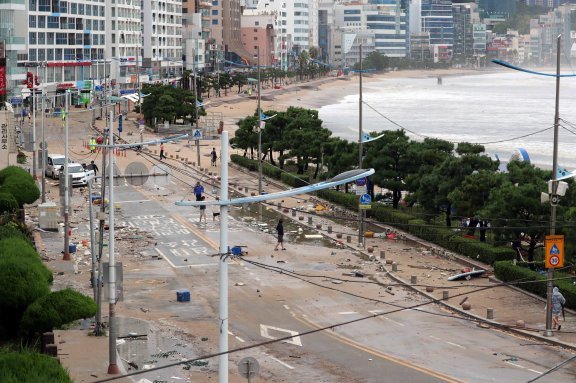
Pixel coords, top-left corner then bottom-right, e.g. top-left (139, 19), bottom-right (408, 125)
top-left (142, 0), bottom-right (183, 83)
top-left (0, 0), bottom-right (27, 101)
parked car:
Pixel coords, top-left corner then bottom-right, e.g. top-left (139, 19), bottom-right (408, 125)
top-left (65, 163), bottom-right (95, 187)
top-left (45, 154), bottom-right (68, 179)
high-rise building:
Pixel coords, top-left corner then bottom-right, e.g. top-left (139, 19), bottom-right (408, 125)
top-left (420, 0), bottom-right (453, 62)
top-left (142, 0), bottom-right (183, 82)
top-left (477, 0), bottom-right (516, 19)
top-left (0, 0), bottom-right (26, 101)
top-left (452, 2), bottom-right (480, 65)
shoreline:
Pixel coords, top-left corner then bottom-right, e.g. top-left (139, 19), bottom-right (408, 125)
top-left (211, 67), bottom-right (502, 134)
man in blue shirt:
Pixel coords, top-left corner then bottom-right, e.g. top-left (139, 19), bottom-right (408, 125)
top-left (194, 182), bottom-right (204, 201)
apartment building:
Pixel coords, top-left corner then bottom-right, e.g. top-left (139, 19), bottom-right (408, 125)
top-left (0, 0), bottom-right (27, 101)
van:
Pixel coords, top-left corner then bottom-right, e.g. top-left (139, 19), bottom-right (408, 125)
top-left (66, 163), bottom-right (95, 186)
top-left (45, 154), bottom-right (68, 179)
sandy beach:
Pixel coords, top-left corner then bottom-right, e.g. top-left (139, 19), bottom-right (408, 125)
top-left (209, 67), bottom-right (497, 138)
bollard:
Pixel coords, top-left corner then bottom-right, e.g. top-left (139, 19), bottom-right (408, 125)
top-left (308, 217), bottom-right (313, 224)
top-left (380, 250), bottom-right (386, 259)
top-left (245, 187), bottom-right (249, 193)
top-left (487, 308), bottom-right (494, 320)
top-left (346, 235), bottom-right (351, 243)
top-left (328, 225), bottom-right (332, 233)
top-left (410, 275), bottom-right (417, 284)
top-left (292, 210), bottom-right (296, 217)
top-left (277, 202), bottom-right (282, 210)
top-left (391, 262), bottom-right (398, 272)
top-left (442, 291), bottom-right (449, 300)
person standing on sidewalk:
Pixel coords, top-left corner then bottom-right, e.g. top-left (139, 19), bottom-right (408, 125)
top-left (552, 286), bottom-right (566, 331)
top-left (198, 196), bottom-right (207, 224)
top-left (159, 143), bottom-right (166, 160)
top-left (274, 219), bottom-right (286, 251)
top-left (211, 197), bottom-right (220, 222)
top-left (211, 148), bottom-right (218, 166)
top-left (193, 181), bottom-right (204, 201)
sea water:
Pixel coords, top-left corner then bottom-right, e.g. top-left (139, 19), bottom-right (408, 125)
top-left (318, 70), bottom-right (576, 170)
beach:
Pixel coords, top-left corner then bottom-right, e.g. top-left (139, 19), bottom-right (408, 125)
top-left (209, 67), bottom-right (492, 137)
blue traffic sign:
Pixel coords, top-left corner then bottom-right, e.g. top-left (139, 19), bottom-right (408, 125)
top-left (359, 194), bottom-right (371, 204)
top-left (118, 115), bottom-right (123, 133)
top-left (356, 177), bottom-right (367, 187)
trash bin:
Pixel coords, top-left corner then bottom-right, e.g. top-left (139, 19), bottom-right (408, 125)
top-left (69, 243), bottom-right (77, 253)
top-left (177, 289), bottom-right (190, 302)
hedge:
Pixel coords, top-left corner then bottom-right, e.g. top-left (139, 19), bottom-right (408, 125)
top-left (0, 348), bottom-right (72, 383)
top-left (0, 238), bottom-right (52, 283)
top-left (494, 261), bottom-right (576, 310)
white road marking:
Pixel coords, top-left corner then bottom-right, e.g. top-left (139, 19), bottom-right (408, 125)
top-left (235, 336), bottom-right (245, 343)
top-left (368, 310), bottom-right (385, 315)
top-left (383, 317), bottom-right (405, 327)
top-left (117, 199), bottom-right (151, 203)
top-left (445, 341), bottom-right (466, 350)
top-left (265, 354), bottom-right (294, 370)
top-left (255, 277), bottom-right (261, 281)
top-left (186, 263), bottom-right (218, 268)
top-left (505, 361), bottom-right (526, 370)
top-left (260, 324), bottom-right (303, 347)
top-left (155, 248), bottom-right (176, 268)
top-left (283, 305), bottom-right (290, 310)
top-left (228, 331), bottom-right (234, 336)
top-left (338, 311), bottom-right (358, 315)
top-left (244, 267), bottom-right (250, 271)
top-left (429, 335), bottom-right (442, 341)
top-left (528, 369), bottom-right (543, 374)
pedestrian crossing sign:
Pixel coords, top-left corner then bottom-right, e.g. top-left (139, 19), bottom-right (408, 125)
top-left (545, 235), bottom-right (564, 269)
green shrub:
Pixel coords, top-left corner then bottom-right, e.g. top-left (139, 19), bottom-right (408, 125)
top-left (0, 166), bottom-right (32, 184)
top-left (0, 238), bottom-right (52, 283)
top-left (0, 178), bottom-right (40, 207)
top-left (21, 289), bottom-right (97, 336)
top-left (231, 154), bottom-right (257, 171)
top-left (280, 172), bottom-right (309, 187)
top-left (494, 261), bottom-right (576, 309)
top-left (0, 348), bottom-right (72, 383)
top-left (0, 193), bottom-right (18, 214)
top-left (0, 223), bottom-right (30, 242)
top-left (0, 259), bottom-right (51, 339)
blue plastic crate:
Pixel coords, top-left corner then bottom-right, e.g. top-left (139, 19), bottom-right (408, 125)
top-left (177, 289), bottom-right (190, 302)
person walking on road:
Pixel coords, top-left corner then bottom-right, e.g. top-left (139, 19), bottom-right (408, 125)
top-left (88, 137), bottom-right (96, 153)
top-left (198, 196), bottom-right (207, 224)
top-left (274, 219), bottom-right (286, 251)
top-left (87, 160), bottom-right (99, 176)
top-left (193, 181), bottom-right (204, 201)
top-left (159, 143), bottom-right (166, 160)
top-left (211, 148), bottom-right (218, 167)
top-left (552, 286), bottom-right (566, 331)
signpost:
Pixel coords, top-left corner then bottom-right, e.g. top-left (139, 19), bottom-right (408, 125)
top-left (545, 235), bottom-right (564, 269)
top-left (359, 193), bottom-right (371, 210)
top-left (356, 177), bottom-right (367, 196)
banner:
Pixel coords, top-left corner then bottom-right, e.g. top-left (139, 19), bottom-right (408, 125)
top-left (0, 58), bottom-right (6, 95)
top-left (343, 33), bottom-right (356, 55)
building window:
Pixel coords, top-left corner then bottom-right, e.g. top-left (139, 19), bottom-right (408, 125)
top-left (38, 32), bottom-right (46, 45)
top-left (48, 16), bottom-right (59, 29)
top-left (29, 32), bottom-right (37, 45)
top-left (29, 15), bottom-right (36, 28)
top-left (47, 32), bottom-right (54, 44)
top-left (38, 49), bottom-right (46, 61)
top-left (38, 0), bottom-right (49, 12)
top-left (212, 1), bottom-right (218, 5)
top-left (55, 48), bottom-right (62, 60)
top-left (29, 49), bottom-right (37, 61)
top-left (212, 9), bottom-right (218, 15)
top-left (47, 49), bottom-right (54, 61)
top-left (212, 19), bottom-right (218, 25)
top-left (29, 0), bottom-right (37, 11)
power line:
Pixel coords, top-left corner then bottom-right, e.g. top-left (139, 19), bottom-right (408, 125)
top-left (525, 354), bottom-right (576, 383)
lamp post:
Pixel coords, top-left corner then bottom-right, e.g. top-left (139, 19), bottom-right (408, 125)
top-left (257, 46), bottom-right (262, 196)
top-left (357, 44), bottom-right (364, 247)
top-left (63, 90), bottom-right (71, 261)
top-left (176, 133), bottom-right (374, 383)
top-left (545, 35), bottom-right (562, 337)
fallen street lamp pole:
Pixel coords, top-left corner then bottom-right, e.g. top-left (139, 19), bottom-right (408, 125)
top-left (176, 131), bottom-right (374, 383)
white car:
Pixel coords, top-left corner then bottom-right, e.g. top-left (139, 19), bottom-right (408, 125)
top-left (63, 163), bottom-right (95, 187)
top-left (45, 154), bottom-right (68, 179)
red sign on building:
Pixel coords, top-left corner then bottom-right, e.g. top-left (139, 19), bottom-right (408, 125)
top-left (0, 59), bottom-right (6, 96)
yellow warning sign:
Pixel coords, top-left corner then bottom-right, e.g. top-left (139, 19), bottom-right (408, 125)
top-left (545, 235), bottom-right (564, 269)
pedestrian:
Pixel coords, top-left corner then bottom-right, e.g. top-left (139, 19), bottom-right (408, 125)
top-left (211, 147), bottom-right (217, 166)
top-left (89, 137), bottom-right (96, 153)
top-left (479, 219), bottom-right (488, 242)
top-left (552, 286), bottom-right (566, 331)
top-left (274, 219), bottom-right (286, 251)
top-left (159, 143), bottom-right (166, 160)
top-left (211, 197), bottom-right (220, 222)
top-left (198, 196), bottom-right (207, 224)
top-left (193, 181), bottom-right (204, 201)
top-left (87, 160), bottom-right (99, 176)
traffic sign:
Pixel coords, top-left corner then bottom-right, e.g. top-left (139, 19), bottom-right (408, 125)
top-left (356, 177), bottom-right (367, 187)
top-left (192, 129), bottom-right (203, 140)
top-left (355, 185), bottom-right (366, 196)
top-left (359, 193), bottom-right (371, 210)
top-left (545, 235), bottom-right (564, 268)
top-left (118, 115), bottom-right (123, 133)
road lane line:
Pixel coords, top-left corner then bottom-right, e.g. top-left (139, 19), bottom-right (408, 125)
top-left (117, 199), bottom-right (151, 203)
top-left (265, 354), bottom-right (294, 370)
top-left (528, 369), bottom-right (542, 374)
top-left (235, 336), bottom-right (245, 343)
top-left (445, 341), bottom-right (466, 350)
top-left (429, 335), bottom-right (442, 341)
top-left (228, 331), bottom-right (234, 336)
top-left (505, 361), bottom-right (526, 369)
top-left (171, 214), bottom-right (219, 249)
top-left (283, 305), bottom-right (290, 310)
top-left (384, 317), bottom-right (405, 327)
top-left (155, 248), bottom-right (177, 268)
top-left (338, 311), bottom-right (358, 315)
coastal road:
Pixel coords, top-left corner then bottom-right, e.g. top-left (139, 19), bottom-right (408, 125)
top-left (99, 182), bottom-right (576, 383)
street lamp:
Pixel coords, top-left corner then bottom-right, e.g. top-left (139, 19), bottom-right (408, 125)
top-left (176, 131), bottom-right (374, 383)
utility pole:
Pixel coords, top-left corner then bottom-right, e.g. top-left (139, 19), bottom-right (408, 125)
top-left (32, 66), bottom-right (37, 180)
top-left (95, 125), bottom-right (108, 337)
top-left (218, 132), bottom-right (229, 383)
top-left (357, 44), bottom-right (364, 247)
top-left (545, 34), bottom-right (562, 337)
top-left (192, 47), bottom-right (201, 167)
top-left (257, 46), bottom-right (262, 196)
top-left (40, 63), bottom-right (47, 202)
top-left (63, 90), bottom-right (71, 261)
